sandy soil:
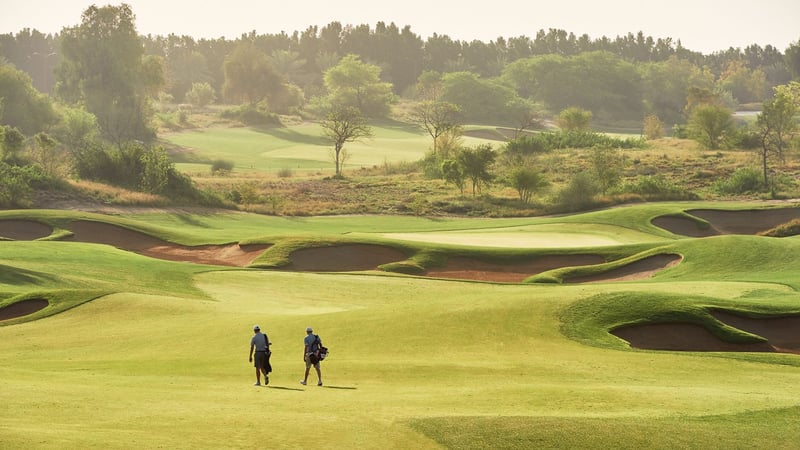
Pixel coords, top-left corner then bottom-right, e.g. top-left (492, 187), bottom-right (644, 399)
top-left (65, 220), bottom-right (269, 267)
top-left (285, 244), bottom-right (407, 272)
top-left (653, 207), bottom-right (800, 236)
top-left (0, 220), bottom-right (53, 240)
top-left (425, 254), bottom-right (605, 282)
top-left (612, 310), bottom-right (800, 355)
top-left (0, 299), bottom-right (48, 321)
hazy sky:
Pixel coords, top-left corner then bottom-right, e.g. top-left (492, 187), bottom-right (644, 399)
top-left (2, 0), bottom-right (798, 54)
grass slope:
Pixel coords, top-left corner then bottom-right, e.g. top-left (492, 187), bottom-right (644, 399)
top-left (2, 203), bottom-right (800, 448)
top-left (164, 120), bottom-right (494, 174)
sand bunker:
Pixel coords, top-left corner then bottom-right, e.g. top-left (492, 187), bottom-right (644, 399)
top-left (612, 310), bottom-right (800, 354)
top-left (0, 299), bottom-right (48, 321)
top-left (0, 220), bottom-right (53, 240)
top-left (653, 207), bottom-right (800, 236)
top-left (566, 254), bottom-right (682, 283)
top-left (65, 220), bottom-right (268, 267)
top-left (425, 254), bottom-right (605, 282)
top-left (51, 220), bottom-right (679, 282)
top-left (286, 244), bottom-right (407, 272)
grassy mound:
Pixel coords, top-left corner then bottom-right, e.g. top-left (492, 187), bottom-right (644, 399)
top-left (4, 203), bottom-right (800, 447)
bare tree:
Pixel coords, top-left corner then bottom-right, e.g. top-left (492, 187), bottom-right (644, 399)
top-left (320, 105), bottom-right (372, 178)
top-left (506, 97), bottom-right (545, 139)
top-left (409, 100), bottom-right (461, 156)
top-left (756, 84), bottom-right (799, 186)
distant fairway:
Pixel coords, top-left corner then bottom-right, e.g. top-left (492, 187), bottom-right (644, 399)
top-left (2, 202), bottom-right (800, 448)
top-left (374, 223), bottom-right (665, 248)
top-left (163, 121), bottom-right (494, 174)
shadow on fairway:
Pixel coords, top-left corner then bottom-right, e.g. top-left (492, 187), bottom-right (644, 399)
top-left (320, 385), bottom-right (357, 390)
top-left (265, 386), bottom-right (305, 391)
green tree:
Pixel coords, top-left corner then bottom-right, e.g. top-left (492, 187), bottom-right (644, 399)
top-left (439, 71), bottom-right (516, 123)
top-left (57, 4), bottom-right (158, 146)
top-left (416, 70), bottom-right (443, 100)
top-left (506, 166), bottom-right (549, 204)
top-left (270, 49), bottom-right (307, 85)
top-left (139, 145), bottom-right (171, 194)
top-left (787, 39), bottom-right (800, 80)
top-left (166, 50), bottom-right (212, 103)
top-left (323, 54), bottom-right (395, 117)
top-left (409, 100), bottom-right (461, 156)
top-left (502, 52), bottom-right (643, 121)
top-left (51, 106), bottom-right (100, 162)
top-left (441, 159), bottom-right (465, 195)
top-left (755, 83), bottom-right (799, 186)
top-left (1, 126), bottom-right (26, 164)
top-left (456, 144), bottom-right (495, 196)
top-left (590, 146), bottom-right (624, 194)
top-left (639, 56), bottom-right (713, 125)
top-left (185, 82), bottom-right (216, 108)
top-left (557, 107), bottom-right (592, 131)
top-left (30, 132), bottom-right (66, 177)
top-left (688, 104), bottom-right (734, 150)
top-left (643, 114), bottom-right (665, 140)
top-left (222, 42), bottom-right (286, 106)
top-left (506, 97), bottom-right (545, 139)
top-left (557, 172), bottom-right (599, 212)
top-left (320, 105), bottom-right (372, 177)
top-left (717, 60), bottom-right (767, 104)
top-left (0, 63), bottom-right (58, 135)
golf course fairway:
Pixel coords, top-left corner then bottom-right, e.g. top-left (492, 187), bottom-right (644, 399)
top-left (2, 202), bottom-right (800, 448)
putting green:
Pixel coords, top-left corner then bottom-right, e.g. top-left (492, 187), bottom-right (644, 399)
top-left (373, 223), bottom-right (668, 248)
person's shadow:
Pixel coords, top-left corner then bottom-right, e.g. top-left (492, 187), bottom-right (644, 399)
top-left (320, 385), bottom-right (357, 390)
top-left (265, 386), bottom-right (305, 391)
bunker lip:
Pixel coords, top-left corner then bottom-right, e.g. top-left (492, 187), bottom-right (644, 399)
top-left (0, 220), bottom-right (53, 240)
top-left (57, 221), bottom-right (676, 282)
top-left (653, 207), bottom-right (800, 236)
top-left (612, 310), bottom-right (800, 354)
top-left (285, 244), bottom-right (408, 272)
top-left (0, 299), bottom-right (48, 321)
top-left (425, 254), bottom-right (605, 282)
top-left (65, 220), bottom-right (268, 267)
top-left (565, 254), bottom-right (682, 283)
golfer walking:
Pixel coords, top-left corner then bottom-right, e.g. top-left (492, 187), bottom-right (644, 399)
top-left (301, 326), bottom-right (323, 386)
top-left (249, 325), bottom-right (271, 386)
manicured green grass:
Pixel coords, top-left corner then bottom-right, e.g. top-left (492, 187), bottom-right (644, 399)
top-left (164, 120), bottom-right (490, 174)
top-left (2, 203), bottom-right (800, 448)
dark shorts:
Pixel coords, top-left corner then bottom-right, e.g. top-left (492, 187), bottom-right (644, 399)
top-left (305, 352), bottom-right (320, 369)
top-left (254, 351), bottom-right (270, 372)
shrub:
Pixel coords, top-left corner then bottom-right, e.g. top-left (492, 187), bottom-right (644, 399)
top-left (505, 166), bottom-right (549, 204)
top-left (554, 172), bottom-right (599, 211)
top-left (504, 131), bottom-right (646, 157)
top-left (211, 159), bottom-right (235, 175)
top-left (185, 82), bottom-right (216, 108)
top-left (759, 219), bottom-right (800, 237)
top-left (643, 115), bottom-right (665, 140)
top-left (557, 107), bottom-right (592, 131)
top-left (713, 167), bottom-right (764, 194)
top-left (220, 103), bottom-right (281, 127)
top-left (0, 162), bottom-right (52, 207)
top-left (619, 174), bottom-right (697, 201)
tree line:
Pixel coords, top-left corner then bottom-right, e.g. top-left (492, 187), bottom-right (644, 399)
top-left (2, 11), bottom-right (799, 110)
top-left (1, 3), bottom-right (799, 210)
